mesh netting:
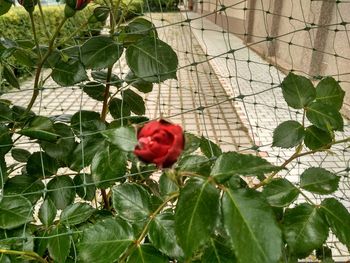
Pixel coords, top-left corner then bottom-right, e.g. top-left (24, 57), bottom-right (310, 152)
top-left (1, 0), bottom-right (350, 261)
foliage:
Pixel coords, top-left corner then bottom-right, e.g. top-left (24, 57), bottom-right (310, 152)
top-left (0, 5), bottom-right (103, 81)
top-left (0, 1), bottom-right (350, 263)
top-left (143, 0), bottom-right (180, 12)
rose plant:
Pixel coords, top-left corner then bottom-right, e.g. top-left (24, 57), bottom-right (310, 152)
top-left (0, 1), bottom-right (350, 263)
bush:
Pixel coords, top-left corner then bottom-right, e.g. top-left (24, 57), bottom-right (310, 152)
top-left (144, 0), bottom-right (179, 12)
top-left (0, 5), bottom-right (103, 78)
top-left (93, 0), bottom-right (144, 21)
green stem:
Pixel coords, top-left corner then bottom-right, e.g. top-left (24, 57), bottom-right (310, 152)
top-left (26, 17), bottom-right (68, 113)
top-left (298, 188), bottom-right (316, 205)
top-left (100, 67), bottom-right (113, 121)
top-left (98, 0), bottom-right (123, 208)
top-left (37, 0), bottom-right (51, 40)
top-left (0, 249), bottom-right (47, 263)
top-left (119, 192), bottom-right (180, 262)
top-left (100, 188), bottom-right (110, 210)
top-left (29, 11), bottom-right (42, 59)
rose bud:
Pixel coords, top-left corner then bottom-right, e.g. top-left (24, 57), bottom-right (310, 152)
top-left (134, 119), bottom-right (184, 168)
top-left (18, 0), bottom-right (37, 12)
top-left (65, 0), bottom-right (90, 12)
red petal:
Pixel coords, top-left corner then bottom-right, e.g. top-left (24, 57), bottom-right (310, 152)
top-left (137, 120), bottom-right (162, 138)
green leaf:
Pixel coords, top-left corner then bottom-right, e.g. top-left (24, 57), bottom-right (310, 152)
top-left (40, 123), bottom-right (76, 160)
top-left (47, 176), bottom-right (75, 210)
top-left (4, 175), bottom-right (44, 204)
top-left (26, 151), bottom-right (59, 178)
top-left (272, 120), bottom-right (304, 148)
top-left (48, 226), bottom-right (71, 263)
top-left (18, 116), bottom-right (59, 142)
top-left (11, 105), bottom-right (35, 123)
top-left (38, 198), bottom-right (57, 226)
top-left (126, 37), bottom-right (178, 83)
top-left (78, 218), bottom-right (134, 263)
top-left (202, 237), bottom-right (237, 263)
top-left (200, 136), bottom-right (222, 158)
top-left (69, 136), bottom-right (105, 171)
top-left (281, 72), bottom-right (316, 109)
top-left (91, 145), bottom-right (127, 188)
top-left (222, 188), bottom-right (282, 263)
top-left (306, 102), bottom-right (343, 131)
top-left (320, 198), bottom-right (350, 246)
top-left (11, 148), bottom-right (30, 163)
top-left (102, 126), bottom-right (137, 152)
top-left (13, 47), bottom-right (37, 67)
top-left (70, 110), bottom-right (106, 134)
top-left (125, 71), bottom-right (153, 93)
top-left (262, 178), bottom-right (299, 207)
top-left (73, 173), bottom-right (96, 201)
top-left (112, 183), bottom-right (152, 222)
top-left (122, 89), bottom-right (145, 115)
top-left (52, 59), bottom-right (88, 86)
top-left (0, 226), bottom-right (34, 252)
top-left (92, 6), bottom-right (109, 21)
top-left (3, 64), bottom-right (19, 89)
top-left (127, 244), bottom-right (169, 263)
top-left (81, 36), bottom-right (123, 70)
top-left (211, 152), bottom-right (280, 183)
top-left (0, 124), bottom-right (12, 155)
top-left (118, 18), bottom-right (157, 46)
top-left (159, 172), bottom-right (179, 197)
top-left (0, 0), bottom-right (12, 16)
top-left (0, 102), bottom-right (13, 122)
top-left (175, 177), bottom-right (220, 257)
top-left (183, 133), bottom-right (201, 155)
top-left (0, 196), bottom-right (33, 230)
top-left (283, 203), bottom-right (328, 257)
top-left (149, 213), bottom-right (184, 259)
top-left (41, 47), bottom-right (61, 68)
top-left (81, 81), bottom-right (106, 101)
top-left (109, 98), bottom-right (131, 119)
top-left (91, 70), bottom-right (122, 87)
top-left (177, 155), bottom-right (211, 176)
top-left (304, 125), bottom-right (333, 150)
top-left (0, 156), bottom-right (6, 189)
top-left (316, 77), bottom-right (345, 111)
top-left (300, 167), bottom-right (340, 194)
top-left (126, 17), bottom-right (157, 37)
top-left (60, 203), bottom-right (95, 226)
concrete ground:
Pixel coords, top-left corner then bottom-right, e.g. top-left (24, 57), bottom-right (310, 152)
top-left (2, 11), bottom-right (350, 261)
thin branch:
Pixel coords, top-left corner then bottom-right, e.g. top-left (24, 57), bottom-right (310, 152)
top-left (26, 17), bottom-right (68, 113)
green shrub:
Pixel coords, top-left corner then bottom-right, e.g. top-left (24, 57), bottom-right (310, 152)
top-left (0, 5), bottom-right (103, 78)
top-left (143, 0), bottom-right (179, 11)
top-left (93, 0), bottom-right (144, 21)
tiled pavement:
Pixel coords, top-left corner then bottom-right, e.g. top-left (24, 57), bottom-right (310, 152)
top-left (2, 11), bottom-right (350, 260)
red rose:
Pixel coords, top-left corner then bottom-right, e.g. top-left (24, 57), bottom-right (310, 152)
top-left (134, 119), bottom-right (184, 168)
